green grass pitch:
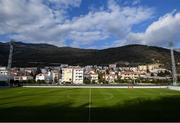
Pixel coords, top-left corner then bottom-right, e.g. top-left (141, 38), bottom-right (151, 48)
top-left (0, 88), bottom-right (180, 122)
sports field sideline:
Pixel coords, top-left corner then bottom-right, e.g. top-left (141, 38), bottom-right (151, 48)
top-left (0, 87), bottom-right (180, 122)
top-left (23, 85), bottom-right (169, 88)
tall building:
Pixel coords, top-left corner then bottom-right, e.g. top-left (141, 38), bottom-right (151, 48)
top-left (62, 68), bottom-right (73, 83)
top-left (51, 70), bottom-right (60, 83)
top-left (138, 65), bottom-right (148, 71)
top-left (73, 68), bottom-right (84, 84)
top-left (62, 67), bottom-right (84, 84)
top-left (89, 73), bottom-right (98, 83)
top-left (0, 67), bottom-right (8, 75)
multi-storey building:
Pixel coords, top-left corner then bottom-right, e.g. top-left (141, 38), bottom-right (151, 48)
top-left (138, 65), bottom-right (148, 71)
top-left (62, 67), bottom-right (84, 84)
top-left (148, 64), bottom-right (162, 72)
top-left (14, 75), bottom-right (33, 81)
top-left (0, 67), bottom-right (8, 75)
top-left (51, 70), bottom-right (60, 83)
top-left (89, 73), bottom-right (98, 83)
top-left (73, 68), bottom-right (84, 84)
top-left (35, 73), bottom-right (47, 81)
top-left (104, 74), bottom-right (118, 83)
top-left (0, 67), bottom-right (9, 81)
top-left (119, 71), bottom-right (139, 80)
top-left (62, 68), bottom-right (73, 83)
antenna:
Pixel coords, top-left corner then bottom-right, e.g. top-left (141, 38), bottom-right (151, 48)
top-left (7, 40), bottom-right (14, 86)
top-left (169, 41), bottom-right (177, 86)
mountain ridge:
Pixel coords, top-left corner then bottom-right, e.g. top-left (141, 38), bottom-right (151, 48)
top-left (0, 41), bottom-right (180, 68)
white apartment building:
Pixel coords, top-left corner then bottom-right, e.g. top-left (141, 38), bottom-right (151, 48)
top-left (14, 76), bottom-right (33, 81)
top-left (0, 67), bottom-right (8, 75)
top-left (62, 68), bottom-right (73, 83)
top-left (62, 67), bottom-right (84, 84)
top-left (0, 67), bottom-right (7, 70)
top-left (109, 64), bottom-right (117, 69)
top-left (148, 64), bottom-right (161, 72)
top-left (35, 73), bottom-right (46, 81)
top-left (138, 64), bottom-right (162, 72)
top-left (51, 70), bottom-right (60, 83)
top-left (89, 73), bottom-right (98, 83)
top-left (104, 74), bottom-right (118, 82)
top-left (138, 65), bottom-right (148, 71)
top-left (119, 72), bottom-right (139, 80)
top-left (73, 68), bottom-right (84, 84)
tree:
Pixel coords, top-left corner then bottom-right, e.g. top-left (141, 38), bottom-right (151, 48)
top-left (114, 76), bottom-right (122, 83)
top-left (157, 70), bottom-right (171, 77)
top-left (92, 80), bottom-right (96, 84)
top-left (37, 80), bottom-right (45, 84)
top-left (151, 73), bottom-right (154, 76)
top-left (54, 76), bottom-right (58, 83)
top-left (84, 77), bottom-right (91, 84)
top-left (98, 72), bottom-right (105, 83)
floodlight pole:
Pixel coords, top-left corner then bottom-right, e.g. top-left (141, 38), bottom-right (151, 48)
top-left (170, 41), bottom-right (177, 86)
top-left (7, 40), bottom-right (14, 86)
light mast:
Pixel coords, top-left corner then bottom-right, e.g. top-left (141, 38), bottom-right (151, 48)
top-left (7, 40), bottom-right (14, 86)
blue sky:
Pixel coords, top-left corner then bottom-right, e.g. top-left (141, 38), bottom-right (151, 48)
top-left (0, 0), bottom-right (180, 49)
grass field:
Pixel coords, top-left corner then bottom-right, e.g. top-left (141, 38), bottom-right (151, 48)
top-left (0, 88), bottom-right (180, 122)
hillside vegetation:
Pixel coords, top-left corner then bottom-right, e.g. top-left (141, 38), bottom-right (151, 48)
top-left (0, 42), bottom-right (180, 68)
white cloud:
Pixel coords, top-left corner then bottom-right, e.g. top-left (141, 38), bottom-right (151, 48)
top-left (68, 31), bottom-right (109, 45)
top-left (132, 0), bottom-right (141, 5)
top-left (0, 0), bottom-right (55, 34)
top-left (0, 0), bottom-right (153, 48)
top-left (123, 0), bottom-right (141, 6)
top-left (47, 0), bottom-right (81, 9)
top-left (126, 11), bottom-right (180, 47)
top-left (46, 0), bottom-right (82, 22)
top-left (51, 0), bottom-right (153, 47)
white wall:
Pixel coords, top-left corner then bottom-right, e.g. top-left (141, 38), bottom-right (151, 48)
top-left (73, 68), bottom-right (84, 84)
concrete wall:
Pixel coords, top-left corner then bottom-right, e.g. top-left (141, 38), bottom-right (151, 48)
top-left (23, 85), bottom-right (168, 88)
top-left (168, 86), bottom-right (180, 91)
